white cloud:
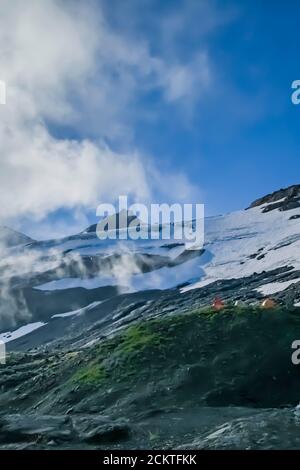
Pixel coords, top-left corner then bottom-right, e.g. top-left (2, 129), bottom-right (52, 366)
top-left (0, 0), bottom-right (209, 227)
top-left (0, 125), bottom-right (150, 219)
top-left (162, 53), bottom-right (210, 103)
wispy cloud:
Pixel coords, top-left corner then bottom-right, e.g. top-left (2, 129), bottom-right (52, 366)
top-left (0, 0), bottom-right (216, 231)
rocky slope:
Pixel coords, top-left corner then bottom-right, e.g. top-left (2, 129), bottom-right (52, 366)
top-left (0, 185), bottom-right (300, 449)
top-left (1, 305), bottom-right (300, 449)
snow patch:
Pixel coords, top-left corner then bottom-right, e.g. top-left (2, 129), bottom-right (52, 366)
top-left (0, 322), bottom-right (46, 343)
top-left (256, 279), bottom-right (300, 296)
top-left (52, 301), bottom-right (102, 318)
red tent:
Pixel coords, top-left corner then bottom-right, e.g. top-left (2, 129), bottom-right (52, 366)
top-left (212, 297), bottom-right (225, 311)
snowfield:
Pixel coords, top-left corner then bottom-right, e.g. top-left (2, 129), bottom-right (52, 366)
top-left (1, 192), bottom-right (300, 341)
top-left (0, 322), bottom-right (47, 343)
top-left (11, 203), bottom-right (300, 295)
top-left (256, 279), bottom-right (300, 296)
top-left (182, 205), bottom-right (300, 292)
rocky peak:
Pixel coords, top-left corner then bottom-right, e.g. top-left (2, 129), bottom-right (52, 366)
top-left (0, 226), bottom-right (33, 247)
top-left (247, 184), bottom-right (300, 213)
top-left (84, 210), bottom-right (141, 234)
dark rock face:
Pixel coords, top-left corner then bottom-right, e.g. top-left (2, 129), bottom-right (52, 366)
top-left (0, 227), bottom-right (33, 247)
top-left (0, 414), bottom-right (130, 447)
top-left (84, 210), bottom-right (141, 234)
top-left (180, 408), bottom-right (300, 450)
top-left (72, 416), bottom-right (130, 443)
top-left (247, 184), bottom-right (300, 212)
top-left (0, 415), bottom-right (73, 443)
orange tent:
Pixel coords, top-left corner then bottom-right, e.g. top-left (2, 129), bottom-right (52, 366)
top-left (261, 298), bottom-right (277, 309)
top-left (212, 297), bottom-right (225, 311)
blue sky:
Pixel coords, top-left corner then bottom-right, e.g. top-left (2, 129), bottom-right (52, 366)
top-left (1, 0), bottom-right (300, 238)
top-left (109, 0), bottom-right (300, 215)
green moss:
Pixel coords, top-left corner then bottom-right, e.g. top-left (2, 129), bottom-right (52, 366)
top-left (70, 305), bottom-right (300, 389)
top-left (116, 323), bottom-right (163, 356)
top-left (73, 364), bottom-right (106, 385)
top-left (71, 324), bottom-right (164, 387)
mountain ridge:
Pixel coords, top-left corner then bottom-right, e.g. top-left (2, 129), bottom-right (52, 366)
top-left (1, 183), bottom-right (300, 344)
top-left (1, 184), bottom-right (300, 450)
top-left (247, 184), bottom-right (300, 213)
